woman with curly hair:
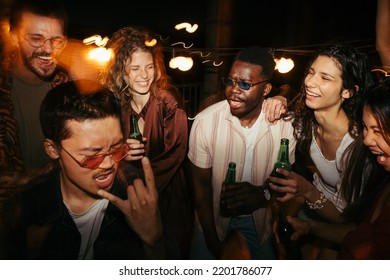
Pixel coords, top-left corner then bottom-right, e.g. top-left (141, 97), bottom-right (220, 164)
top-left (100, 26), bottom-right (192, 259)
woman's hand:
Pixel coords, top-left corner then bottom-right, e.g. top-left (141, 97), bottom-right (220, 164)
top-left (269, 168), bottom-right (315, 202)
top-left (263, 96), bottom-right (287, 124)
top-left (287, 216), bottom-right (312, 241)
top-left (124, 137), bottom-right (146, 161)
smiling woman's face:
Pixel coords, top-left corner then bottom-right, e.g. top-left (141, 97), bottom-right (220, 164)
top-left (363, 105), bottom-right (390, 172)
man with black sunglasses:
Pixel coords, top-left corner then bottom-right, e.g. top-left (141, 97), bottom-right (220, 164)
top-left (188, 46), bottom-right (296, 259)
top-left (0, 80), bottom-right (165, 259)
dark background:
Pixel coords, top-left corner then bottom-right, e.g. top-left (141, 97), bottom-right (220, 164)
top-left (0, 0), bottom-right (378, 94)
top-left (64, 0), bottom-right (377, 48)
top-left (62, 0), bottom-right (379, 89)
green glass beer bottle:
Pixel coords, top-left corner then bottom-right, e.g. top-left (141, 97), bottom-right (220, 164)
top-left (271, 138), bottom-right (291, 197)
top-left (274, 201), bottom-right (302, 259)
top-left (220, 162), bottom-right (236, 217)
top-left (129, 114), bottom-right (143, 142)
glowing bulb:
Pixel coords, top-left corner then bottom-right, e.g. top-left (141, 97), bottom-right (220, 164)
top-left (87, 47), bottom-right (113, 64)
top-left (169, 56), bottom-right (193, 71)
top-left (274, 57), bottom-right (294, 73)
top-left (83, 35), bottom-right (109, 47)
top-left (145, 39), bottom-right (157, 46)
top-left (175, 22), bottom-right (198, 33)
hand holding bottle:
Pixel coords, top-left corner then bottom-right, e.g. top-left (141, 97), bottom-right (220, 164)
top-left (127, 114), bottom-right (145, 159)
top-left (220, 181), bottom-right (267, 217)
top-left (125, 138), bottom-right (146, 161)
top-left (272, 200), bottom-right (302, 259)
top-left (269, 168), bottom-right (315, 203)
top-left (269, 138), bottom-right (291, 198)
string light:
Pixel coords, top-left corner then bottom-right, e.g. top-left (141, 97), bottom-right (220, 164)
top-left (83, 35), bottom-right (109, 47)
top-left (171, 42), bottom-right (194, 48)
top-left (79, 28), bottom-right (372, 74)
top-left (145, 39), bottom-right (157, 46)
top-left (169, 56), bottom-right (194, 71)
top-left (175, 22), bottom-right (198, 33)
top-left (274, 57), bottom-right (295, 73)
top-left (87, 47), bottom-right (113, 64)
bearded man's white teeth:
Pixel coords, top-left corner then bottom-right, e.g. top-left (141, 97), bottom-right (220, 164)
top-left (38, 56), bottom-right (52, 60)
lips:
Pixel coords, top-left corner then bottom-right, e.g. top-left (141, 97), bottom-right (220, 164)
top-left (136, 81), bottom-right (150, 87)
top-left (228, 96), bottom-right (244, 109)
top-left (35, 56), bottom-right (55, 68)
top-left (306, 90), bottom-right (320, 98)
top-left (370, 149), bottom-right (389, 167)
top-left (376, 153), bottom-right (387, 164)
top-left (94, 171), bottom-right (115, 189)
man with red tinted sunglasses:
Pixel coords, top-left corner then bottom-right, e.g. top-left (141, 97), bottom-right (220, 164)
top-left (0, 80), bottom-right (165, 259)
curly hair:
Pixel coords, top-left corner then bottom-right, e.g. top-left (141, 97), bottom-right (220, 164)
top-left (292, 44), bottom-right (375, 155)
top-left (99, 26), bottom-right (175, 109)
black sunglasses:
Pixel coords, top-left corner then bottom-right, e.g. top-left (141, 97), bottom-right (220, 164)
top-left (222, 77), bottom-right (268, 90)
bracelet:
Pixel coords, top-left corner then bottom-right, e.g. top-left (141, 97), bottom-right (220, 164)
top-left (305, 191), bottom-right (328, 210)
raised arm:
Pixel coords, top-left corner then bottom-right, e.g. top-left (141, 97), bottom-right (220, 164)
top-left (98, 157), bottom-right (165, 259)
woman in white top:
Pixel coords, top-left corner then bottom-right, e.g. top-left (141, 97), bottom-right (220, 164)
top-left (269, 44), bottom-right (374, 223)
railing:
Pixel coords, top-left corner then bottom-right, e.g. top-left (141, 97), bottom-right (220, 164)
top-left (177, 83), bottom-right (203, 119)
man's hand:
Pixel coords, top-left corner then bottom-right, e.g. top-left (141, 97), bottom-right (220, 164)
top-left (220, 181), bottom-right (267, 216)
top-left (98, 157), bottom-right (162, 247)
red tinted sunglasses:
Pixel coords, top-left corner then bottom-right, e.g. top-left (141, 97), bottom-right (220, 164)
top-left (61, 143), bottom-right (130, 169)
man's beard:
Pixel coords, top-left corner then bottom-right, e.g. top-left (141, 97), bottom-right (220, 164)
top-left (22, 51), bottom-right (57, 82)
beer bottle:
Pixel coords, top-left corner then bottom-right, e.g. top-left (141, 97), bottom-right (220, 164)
top-left (270, 138), bottom-right (291, 197)
top-left (220, 162), bottom-right (236, 217)
top-left (129, 114), bottom-right (143, 142)
top-left (274, 201), bottom-right (302, 259)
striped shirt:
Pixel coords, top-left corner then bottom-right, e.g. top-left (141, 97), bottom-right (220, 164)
top-left (188, 100), bottom-right (296, 243)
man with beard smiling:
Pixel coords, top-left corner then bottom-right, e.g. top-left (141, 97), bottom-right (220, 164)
top-left (188, 46), bottom-right (296, 259)
top-left (0, 80), bottom-right (164, 259)
top-left (0, 0), bottom-right (70, 195)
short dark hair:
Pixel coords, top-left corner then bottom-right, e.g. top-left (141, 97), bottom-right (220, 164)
top-left (9, 0), bottom-right (68, 34)
top-left (234, 46), bottom-right (276, 80)
top-left (39, 80), bottom-right (122, 145)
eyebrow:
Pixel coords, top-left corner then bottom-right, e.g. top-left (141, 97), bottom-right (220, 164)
top-left (78, 139), bottom-right (125, 153)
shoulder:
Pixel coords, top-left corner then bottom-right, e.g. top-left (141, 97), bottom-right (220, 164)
top-left (155, 88), bottom-right (187, 117)
top-left (189, 100), bottom-right (229, 134)
top-left (21, 169), bottom-right (60, 206)
top-left (51, 67), bottom-right (71, 87)
top-left (0, 69), bottom-right (13, 95)
top-left (268, 114), bottom-right (295, 132)
top-left (195, 99), bottom-right (228, 118)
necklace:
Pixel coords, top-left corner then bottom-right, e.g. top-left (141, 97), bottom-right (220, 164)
top-left (242, 123), bottom-right (254, 129)
top-left (240, 117), bottom-right (258, 129)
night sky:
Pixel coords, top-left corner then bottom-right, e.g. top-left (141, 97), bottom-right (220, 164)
top-left (63, 0), bottom-right (379, 87)
top-left (64, 0), bottom-right (377, 49)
